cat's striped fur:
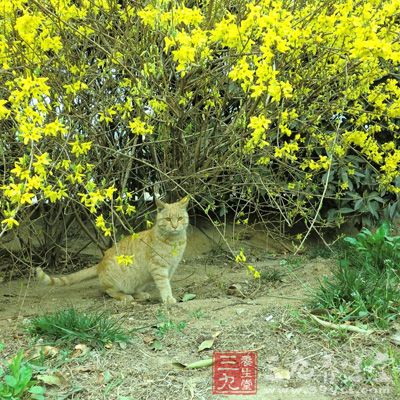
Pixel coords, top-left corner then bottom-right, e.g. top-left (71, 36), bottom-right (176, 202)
top-left (36, 197), bottom-right (189, 304)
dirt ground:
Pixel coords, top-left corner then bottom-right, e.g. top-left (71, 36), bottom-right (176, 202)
top-left (0, 224), bottom-right (397, 399)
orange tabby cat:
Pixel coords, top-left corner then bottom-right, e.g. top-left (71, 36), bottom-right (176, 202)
top-left (36, 197), bottom-right (189, 304)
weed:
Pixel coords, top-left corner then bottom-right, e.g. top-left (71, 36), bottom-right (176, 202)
top-left (279, 256), bottom-right (305, 272)
top-left (388, 347), bottom-right (400, 396)
top-left (260, 269), bottom-right (285, 283)
top-left (344, 222), bottom-right (400, 271)
top-left (27, 308), bottom-right (130, 348)
top-left (190, 308), bottom-right (206, 319)
top-left (360, 356), bottom-right (378, 384)
top-left (310, 223), bottom-right (400, 329)
top-left (335, 373), bottom-right (353, 389)
top-left (0, 343), bottom-right (45, 400)
top-left (154, 311), bottom-right (187, 339)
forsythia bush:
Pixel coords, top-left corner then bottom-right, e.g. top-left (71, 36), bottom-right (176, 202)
top-left (0, 0), bottom-right (399, 269)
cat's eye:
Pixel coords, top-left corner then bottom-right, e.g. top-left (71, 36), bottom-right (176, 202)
top-left (178, 217), bottom-right (183, 221)
top-left (165, 217), bottom-right (171, 221)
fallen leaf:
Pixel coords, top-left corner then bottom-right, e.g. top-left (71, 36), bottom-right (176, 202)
top-left (198, 339), bottom-right (214, 352)
top-left (37, 372), bottom-right (67, 387)
top-left (270, 367), bottom-right (291, 380)
top-left (97, 370), bottom-right (112, 385)
top-left (72, 344), bottom-right (89, 358)
top-left (97, 373), bottom-right (104, 385)
top-left (172, 358), bottom-right (213, 369)
top-left (142, 335), bottom-right (155, 345)
top-left (28, 345), bottom-right (59, 360)
top-left (182, 293), bottom-right (196, 302)
top-left (227, 283), bottom-right (244, 297)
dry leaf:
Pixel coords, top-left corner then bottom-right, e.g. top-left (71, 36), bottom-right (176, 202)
top-left (227, 283), bottom-right (244, 297)
top-left (270, 367), bottom-right (291, 380)
top-left (27, 345), bottom-right (59, 360)
top-left (72, 343), bottom-right (90, 358)
top-left (97, 373), bottom-right (105, 385)
top-left (172, 358), bottom-right (213, 369)
top-left (198, 339), bottom-right (214, 352)
top-left (37, 372), bottom-right (67, 387)
top-left (142, 335), bottom-right (155, 345)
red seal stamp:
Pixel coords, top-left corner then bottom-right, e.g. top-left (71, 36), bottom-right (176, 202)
top-left (212, 351), bottom-right (257, 395)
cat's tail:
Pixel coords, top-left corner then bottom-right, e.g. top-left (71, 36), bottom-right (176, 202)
top-left (36, 265), bottom-right (98, 286)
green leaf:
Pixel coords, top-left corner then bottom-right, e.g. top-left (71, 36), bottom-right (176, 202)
top-left (181, 293), bottom-right (196, 302)
top-left (375, 222), bottom-right (389, 239)
top-left (29, 386), bottom-right (46, 395)
top-left (343, 237), bottom-right (357, 246)
top-left (150, 340), bottom-right (163, 351)
top-left (339, 207), bottom-right (354, 214)
top-left (17, 366), bottom-right (33, 390)
top-left (4, 375), bottom-right (17, 388)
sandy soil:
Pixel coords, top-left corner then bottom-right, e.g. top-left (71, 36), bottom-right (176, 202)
top-left (0, 225), bottom-right (397, 399)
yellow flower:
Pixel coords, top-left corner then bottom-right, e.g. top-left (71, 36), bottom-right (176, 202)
top-left (128, 118), bottom-right (153, 135)
top-left (235, 249), bottom-right (246, 263)
top-left (20, 192), bottom-right (35, 204)
top-left (164, 37), bottom-right (176, 53)
top-left (0, 99), bottom-right (10, 119)
top-left (10, 163), bottom-right (30, 180)
top-left (116, 255), bottom-right (134, 266)
top-left (63, 81), bottom-right (88, 95)
top-left (15, 14), bottom-right (43, 43)
top-left (104, 186), bottom-right (117, 199)
top-left (137, 5), bottom-right (160, 28)
top-left (69, 139), bottom-right (92, 156)
top-left (1, 217), bottom-right (19, 229)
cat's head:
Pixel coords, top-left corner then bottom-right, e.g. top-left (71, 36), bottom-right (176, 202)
top-left (155, 196), bottom-right (189, 235)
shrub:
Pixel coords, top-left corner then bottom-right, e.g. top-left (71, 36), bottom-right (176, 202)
top-left (0, 0), bottom-right (399, 272)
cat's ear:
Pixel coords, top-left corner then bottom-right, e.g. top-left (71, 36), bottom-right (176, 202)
top-left (178, 195), bottom-right (190, 208)
top-left (155, 198), bottom-right (166, 210)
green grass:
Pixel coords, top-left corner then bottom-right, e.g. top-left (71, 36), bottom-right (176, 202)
top-left (310, 223), bottom-right (400, 329)
top-left (27, 308), bottom-right (130, 348)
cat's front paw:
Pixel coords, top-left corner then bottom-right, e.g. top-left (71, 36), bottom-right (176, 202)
top-left (163, 296), bottom-right (177, 305)
top-left (135, 291), bottom-right (151, 301)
